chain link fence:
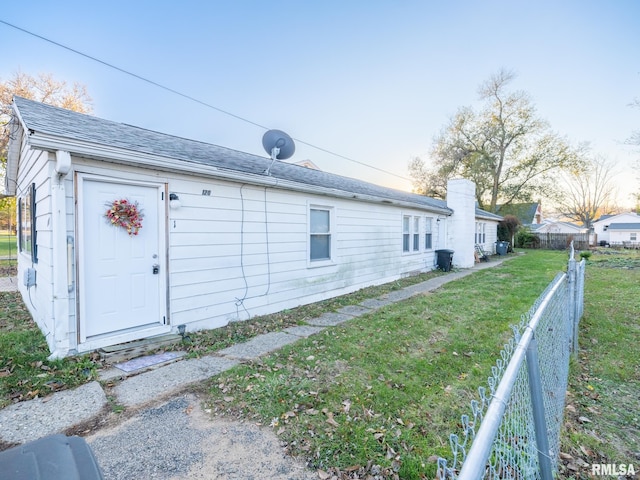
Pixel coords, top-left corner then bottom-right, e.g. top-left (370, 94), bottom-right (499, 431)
top-left (438, 249), bottom-right (586, 480)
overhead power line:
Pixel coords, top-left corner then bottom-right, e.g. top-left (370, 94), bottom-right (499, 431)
top-left (0, 19), bottom-right (413, 183)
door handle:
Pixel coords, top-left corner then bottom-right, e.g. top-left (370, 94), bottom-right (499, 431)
top-left (152, 264), bottom-right (160, 274)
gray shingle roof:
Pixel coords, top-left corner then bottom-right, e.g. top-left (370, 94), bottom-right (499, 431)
top-left (13, 96), bottom-right (453, 213)
top-left (475, 208), bottom-right (503, 221)
top-left (607, 223), bottom-right (640, 230)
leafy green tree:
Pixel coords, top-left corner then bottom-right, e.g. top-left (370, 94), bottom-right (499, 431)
top-left (410, 69), bottom-right (581, 211)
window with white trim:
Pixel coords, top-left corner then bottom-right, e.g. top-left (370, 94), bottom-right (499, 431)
top-left (310, 207), bottom-right (332, 262)
top-left (403, 215), bottom-right (422, 253)
top-left (475, 222), bottom-right (486, 244)
top-left (402, 215), bottom-right (410, 252)
top-left (424, 217), bottom-right (433, 249)
top-left (631, 232), bottom-right (637, 242)
top-left (19, 183), bottom-right (37, 262)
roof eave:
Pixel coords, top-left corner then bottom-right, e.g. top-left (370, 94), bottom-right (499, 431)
top-left (25, 131), bottom-right (453, 215)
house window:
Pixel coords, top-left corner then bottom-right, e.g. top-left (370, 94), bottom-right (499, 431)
top-left (19, 183), bottom-right (37, 262)
top-left (631, 233), bottom-right (637, 242)
top-left (475, 222), bottom-right (486, 244)
top-left (310, 207), bottom-right (332, 262)
top-left (424, 217), bottom-right (433, 249)
top-left (403, 215), bottom-right (421, 252)
top-left (402, 216), bottom-right (410, 252)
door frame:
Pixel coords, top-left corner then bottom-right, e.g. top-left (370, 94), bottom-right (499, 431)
top-left (75, 172), bottom-right (170, 351)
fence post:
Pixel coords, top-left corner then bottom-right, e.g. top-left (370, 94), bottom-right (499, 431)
top-left (567, 245), bottom-right (578, 357)
top-left (525, 334), bottom-right (554, 480)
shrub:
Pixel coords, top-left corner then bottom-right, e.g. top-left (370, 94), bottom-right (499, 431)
top-left (579, 250), bottom-right (592, 260)
top-left (515, 228), bottom-right (539, 248)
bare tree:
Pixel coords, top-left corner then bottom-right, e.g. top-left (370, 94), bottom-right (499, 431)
top-left (556, 155), bottom-right (618, 228)
top-left (1, 71), bottom-right (93, 160)
top-left (1, 71), bottom-right (92, 229)
top-left (411, 69), bottom-right (581, 211)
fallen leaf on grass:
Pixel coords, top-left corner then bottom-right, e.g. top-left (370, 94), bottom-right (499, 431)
top-left (325, 411), bottom-right (339, 427)
top-left (579, 445), bottom-right (593, 457)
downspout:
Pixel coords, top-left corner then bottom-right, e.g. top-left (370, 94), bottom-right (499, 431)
top-left (48, 150), bottom-right (72, 360)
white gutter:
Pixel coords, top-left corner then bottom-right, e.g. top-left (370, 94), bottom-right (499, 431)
top-left (25, 131), bottom-right (453, 216)
top-left (47, 150), bottom-right (72, 360)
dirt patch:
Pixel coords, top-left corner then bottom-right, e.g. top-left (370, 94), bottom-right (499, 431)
top-left (86, 392), bottom-right (316, 480)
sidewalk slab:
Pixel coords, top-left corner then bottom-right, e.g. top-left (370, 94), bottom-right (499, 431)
top-left (0, 381), bottom-right (107, 444)
top-left (0, 276), bottom-right (18, 292)
top-left (217, 331), bottom-right (300, 361)
top-left (359, 297), bottom-right (396, 309)
top-left (336, 305), bottom-right (372, 317)
top-left (283, 325), bottom-right (325, 338)
top-left (306, 312), bottom-right (353, 327)
top-left (114, 356), bottom-right (239, 408)
top-left (378, 289), bottom-right (418, 302)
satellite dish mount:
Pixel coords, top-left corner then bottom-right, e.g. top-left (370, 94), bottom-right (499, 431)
top-left (262, 129), bottom-right (295, 175)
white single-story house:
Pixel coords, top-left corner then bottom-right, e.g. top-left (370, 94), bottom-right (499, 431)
top-left (593, 212), bottom-right (640, 246)
top-left (6, 97), bottom-right (501, 358)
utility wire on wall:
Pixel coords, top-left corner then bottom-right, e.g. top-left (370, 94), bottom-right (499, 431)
top-left (0, 19), bottom-right (412, 183)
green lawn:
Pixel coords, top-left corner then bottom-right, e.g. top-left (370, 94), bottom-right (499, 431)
top-left (559, 250), bottom-right (640, 477)
top-left (205, 251), bottom-right (572, 478)
top-left (0, 249), bottom-right (637, 479)
top-left (0, 234), bottom-right (17, 259)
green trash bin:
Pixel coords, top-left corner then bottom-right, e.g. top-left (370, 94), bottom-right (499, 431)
top-left (0, 434), bottom-right (104, 480)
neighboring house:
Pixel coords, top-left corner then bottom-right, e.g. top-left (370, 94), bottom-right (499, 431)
top-left (607, 223), bottom-right (640, 246)
top-left (531, 221), bottom-right (587, 234)
top-left (495, 202), bottom-right (542, 227)
top-left (6, 97), bottom-right (501, 358)
top-left (593, 212), bottom-right (640, 245)
top-left (291, 159), bottom-right (321, 170)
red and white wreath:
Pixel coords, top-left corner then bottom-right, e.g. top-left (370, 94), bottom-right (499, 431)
top-left (105, 199), bottom-right (144, 236)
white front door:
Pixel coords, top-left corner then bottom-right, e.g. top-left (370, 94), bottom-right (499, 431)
top-left (77, 175), bottom-right (167, 343)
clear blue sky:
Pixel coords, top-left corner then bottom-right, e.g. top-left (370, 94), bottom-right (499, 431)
top-left (2, 1), bottom-right (638, 207)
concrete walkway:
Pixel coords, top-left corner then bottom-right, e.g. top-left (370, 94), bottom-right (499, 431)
top-left (0, 257), bottom-right (513, 446)
top-left (0, 277), bottom-right (18, 292)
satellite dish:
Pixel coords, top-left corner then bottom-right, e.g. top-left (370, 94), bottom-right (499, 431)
top-left (262, 129), bottom-right (295, 160)
top-left (262, 129), bottom-right (295, 175)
